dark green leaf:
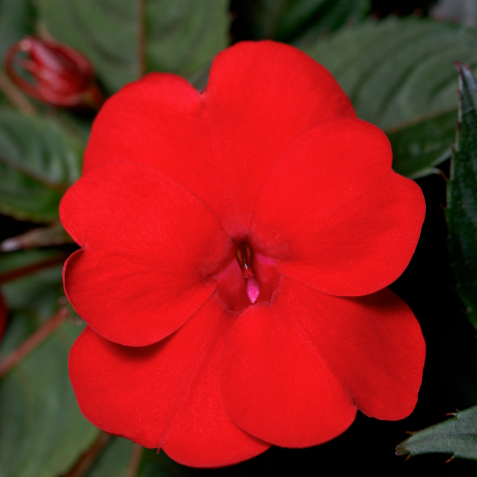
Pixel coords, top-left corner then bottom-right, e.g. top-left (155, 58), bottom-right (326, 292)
top-left (0, 109), bottom-right (83, 222)
top-left (0, 260), bottom-right (98, 477)
top-left (0, 0), bottom-right (34, 108)
top-left (85, 438), bottom-right (192, 477)
top-left (396, 406), bottom-right (477, 460)
top-left (0, 249), bottom-right (67, 359)
top-left (38, 0), bottom-right (229, 94)
top-left (0, 248), bottom-right (62, 275)
top-left (85, 437), bottom-right (133, 477)
top-left (138, 448), bottom-right (193, 477)
top-left (0, 0), bottom-right (34, 60)
top-left (235, 0), bottom-right (370, 43)
top-left (386, 109), bottom-right (456, 179)
top-left (301, 18), bottom-right (477, 178)
top-left (0, 320), bottom-right (99, 477)
top-left (447, 62), bottom-right (477, 329)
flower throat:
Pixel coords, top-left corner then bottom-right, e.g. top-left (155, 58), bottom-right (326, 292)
top-left (236, 241), bottom-right (259, 304)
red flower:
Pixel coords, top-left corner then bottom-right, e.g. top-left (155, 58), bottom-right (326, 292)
top-left (5, 36), bottom-right (102, 108)
top-left (60, 41), bottom-right (426, 468)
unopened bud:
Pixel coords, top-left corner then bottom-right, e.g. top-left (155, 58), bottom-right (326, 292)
top-left (5, 36), bottom-right (103, 108)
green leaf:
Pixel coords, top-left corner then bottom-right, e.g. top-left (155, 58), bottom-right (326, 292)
top-left (84, 438), bottom-right (133, 477)
top-left (0, 109), bottom-right (83, 222)
top-left (235, 0), bottom-right (370, 43)
top-left (0, 0), bottom-right (34, 108)
top-left (301, 18), bottom-right (477, 178)
top-left (396, 406), bottom-right (477, 460)
top-left (0, 260), bottom-right (98, 477)
top-left (138, 448), bottom-right (193, 477)
top-left (85, 438), bottom-right (192, 477)
top-left (0, 249), bottom-right (67, 359)
top-left (0, 0), bottom-right (34, 60)
top-left (447, 63), bottom-right (477, 329)
top-left (0, 320), bottom-right (99, 477)
top-left (386, 109), bottom-right (456, 179)
top-left (0, 248), bottom-right (63, 275)
top-left (38, 0), bottom-right (229, 94)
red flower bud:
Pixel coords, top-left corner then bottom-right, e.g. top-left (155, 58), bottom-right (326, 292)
top-left (5, 36), bottom-right (103, 108)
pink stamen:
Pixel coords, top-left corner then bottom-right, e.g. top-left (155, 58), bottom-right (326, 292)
top-left (246, 277), bottom-right (260, 304)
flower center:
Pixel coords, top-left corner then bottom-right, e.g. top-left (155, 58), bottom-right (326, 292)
top-left (216, 239), bottom-right (281, 312)
top-left (235, 241), bottom-right (259, 304)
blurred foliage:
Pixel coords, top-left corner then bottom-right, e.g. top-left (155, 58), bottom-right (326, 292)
top-left (2, 0), bottom-right (477, 476)
top-left (230, 0), bottom-right (370, 43)
top-left (372, 0), bottom-right (438, 17)
top-left (0, 0), bottom-right (33, 60)
top-left (85, 438), bottom-right (193, 477)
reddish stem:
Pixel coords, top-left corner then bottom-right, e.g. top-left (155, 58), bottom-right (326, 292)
top-left (63, 432), bottom-right (112, 477)
top-left (0, 307), bottom-right (68, 378)
top-left (127, 444), bottom-right (144, 477)
top-left (0, 69), bottom-right (36, 115)
top-left (0, 253), bottom-right (68, 285)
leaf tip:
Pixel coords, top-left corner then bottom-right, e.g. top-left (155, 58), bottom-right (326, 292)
top-left (395, 441), bottom-right (411, 457)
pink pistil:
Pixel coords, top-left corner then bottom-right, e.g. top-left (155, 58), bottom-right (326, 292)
top-left (246, 277), bottom-right (260, 304)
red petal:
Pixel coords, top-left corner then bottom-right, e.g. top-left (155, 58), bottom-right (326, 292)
top-left (251, 117), bottom-right (425, 296)
top-left (83, 41), bottom-right (355, 236)
top-left (61, 161), bottom-right (231, 346)
top-left (221, 300), bottom-right (357, 448)
top-left (281, 278), bottom-right (424, 420)
top-left (69, 296), bottom-right (269, 468)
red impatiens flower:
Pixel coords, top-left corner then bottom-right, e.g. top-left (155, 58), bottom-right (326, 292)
top-left (60, 41), bottom-right (426, 468)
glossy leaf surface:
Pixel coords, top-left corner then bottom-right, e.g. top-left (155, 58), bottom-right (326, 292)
top-left (0, 254), bottom-right (98, 477)
top-left (234, 0), bottom-right (369, 42)
top-left (396, 406), bottom-right (477, 460)
top-left (303, 18), bottom-right (477, 178)
top-left (38, 0), bottom-right (229, 94)
top-left (447, 63), bottom-right (477, 329)
top-left (0, 109), bottom-right (83, 222)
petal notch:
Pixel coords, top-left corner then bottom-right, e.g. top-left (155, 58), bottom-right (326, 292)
top-left (251, 117), bottom-right (425, 296)
top-left (61, 161), bottom-right (231, 346)
top-left (69, 296), bottom-right (269, 468)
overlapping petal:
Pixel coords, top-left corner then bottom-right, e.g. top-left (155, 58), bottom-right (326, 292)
top-left (61, 161), bottom-right (231, 346)
top-left (83, 41), bottom-right (355, 235)
top-left (250, 117), bottom-right (426, 296)
top-left (62, 39), bottom-right (427, 468)
top-left (222, 277), bottom-right (425, 440)
top-left (221, 297), bottom-right (357, 448)
top-left (69, 295), bottom-right (269, 468)
top-left (276, 279), bottom-right (425, 419)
